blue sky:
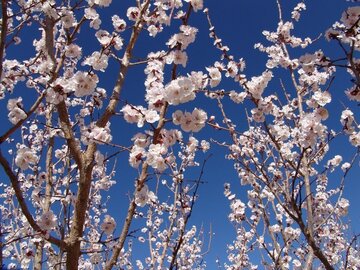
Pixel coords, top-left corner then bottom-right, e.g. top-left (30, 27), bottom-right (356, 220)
top-left (2, 0), bottom-right (360, 268)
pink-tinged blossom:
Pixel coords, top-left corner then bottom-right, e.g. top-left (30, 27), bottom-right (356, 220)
top-left (163, 77), bottom-right (196, 105)
top-left (135, 184), bottom-right (157, 207)
top-left (340, 109), bottom-right (354, 134)
top-left (206, 66), bottom-right (222, 88)
top-left (8, 107), bottom-right (27, 124)
top-left (95, 30), bottom-right (112, 46)
top-left (84, 8), bottom-right (101, 29)
top-left (15, 146), bottom-right (38, 170)
top-left (349, 132), bottom-right (360, 146)
top-left (82, 51), bottom-right (109, 71)
top-left (131, 133), bottom-right (150, 148)
top-left (313, 91), bottom-right (331, 106)
top-left (251, 108), bottom-right (265, 123)
top-left (172, 108), bottom-right (207, 132)
top-left (127, 7), bottom-right (140, 21)
top-left (41, 2), bottom-right (59, 19)
top-left (200, 140), bottom-right (210, 152)
top-left (161, 129), bottom-right (182, 147)
top-left (94, 0), bottom-right (112, 7)
top-left (184, 0), bottom-right (203, 12)
top-left (38, 211), bottom-right (57, 231)
top-left (345, 85), bottom-right (360, 101)
top-left (65, 44), bottom-right (82, 58)
top-left (337, 198), bottom-right (350, 216)
top-left (73, 72), bottom-right (99, 97)
top-left (315, 107), bottom-right (329, 120)
top-left (341, 6), bottom-right (360, 28)
top-left (100, 215), bottom-right (116, 235)
top-left (189, 71), bottom-right (205, 89)
top-left (166, 50), bottom-right (188, 67)
top-left (61, 10), bottom-right (76, 28)
top-left (167, 25), bottom-right (198, 50)
top-left (246, 70), bottom-right (273, 99)
top-left (146, 144), bottom-right (167, 171)
top-left (82, 124), bottom-right (112, 145)
top-left (121, 104), bottom-right (160, 127)
top-left (7, 98), bottom-right (26, 124)
top-left (112, 15), bottom-right (126, 32)
top-left (297, 112), bottom-right (327, 148)
top-left (46, 88), bottom-right (64, 105)
top-left (229, 91), bottom-right (247, 103)
top-left (226, 61), bottom-right (239, 78)
top-left (291, 3), bottom-right (306, 22)
top-left (341, 162), bottom-right (351, 172)
top-left (129, 145), bottom-right (145, 168)
top-left (327, 155), bottom-right (343, 168)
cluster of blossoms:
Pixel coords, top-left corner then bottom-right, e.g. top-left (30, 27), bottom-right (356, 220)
top-left (172, 108), bottom-right (208, 132)
top-left (209, 2), bottom-right (360, 269)
top-left (121, 104), bottom-right (160, 127)
top-left (164, 77), bottom-right (196, 105)
top-left (340, 109), bottom-right (360, 146)
top-left (100, 215), bottom-right (117, 235)
top-left (7, 97), bottom-right (27, 124)
top-left (38, 211), bottom-right (57, 231)
top-left (15, 145), bottom-right (38, 170)
top-left (81, 123), bottom-right (112, 145)
top-left (134, 184), bottom-right (157, 207)
top-left (245, 70), bottom-right (273, 99)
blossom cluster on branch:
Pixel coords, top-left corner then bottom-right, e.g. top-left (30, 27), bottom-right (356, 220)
top-left (0, 0), bottom-right (359, 269)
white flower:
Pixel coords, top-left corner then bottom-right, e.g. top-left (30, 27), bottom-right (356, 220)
top-left (8, 107), bottom-right (26, 124)
top-left (146, 144), bottom-right (167, 171)
top-left (61, 11), bottom-right (75, 28)
top-left (94, 0), bottom-right (112, 7)
top-left (84, 8), bottom-right (101, 29)
top-left (127, 7), bottom-right (140, 21)
top-left (327, 155), bottom-right (342, 168)
top-left (345, 86), bottom-right (360, 102)
top-left (7, 98), bottom-right (27, 124)
top-left (65, 44), bottom-right (82, 58)
top-left (164, 77), bottom-right (196, 105)
top-left (229, 91), bottom-right (247, 103)
top-left (172, 108), bottom-right (207, 132)
top-left (226, 61), bottom-right (238, 78)
top-left (190, 0), bottom-right (203, 12)
top-left (341, 162), bottom-right (351, 172)
top-left (95, 30), bottom-right (112, 46)
top-left (38, 211), bottom-right (57, 231)
top-left (313, 91), bottom-right (331, 106)
top-left (247, 70), bottom-right (273, 99)
top-left (15, 146), bottom-right (38, 170)
top-left (337, 198), bottom-right (350, 216)
top-left (121, 105), bottom-right (159, 127)
top-left (82, 51), bottom-right (108, 71)
top-left (112, 15), bottom-right (126, 32)
top-left (341, 7), bottom-right (360, 28)
top-left (166, 50), bottom-right (188, 67)
top-left (201, 140), bottom-right (210, 152)
top-left (100, 215), bottom-right (116, 235)
top-left (135, 185), bottom-right (157, 207)
top-left (349, 132), bottom-right (360, 147)
top-left (73, 72), bottom-right (99, 97)
top-left (144, 109), bottom-right (160, 124)
top-left (129, 146), bottom-right (145, 168)
top-left (83, 125), bottom-right (112, 144)
top-left (206, 67), bottom-right (221, 88)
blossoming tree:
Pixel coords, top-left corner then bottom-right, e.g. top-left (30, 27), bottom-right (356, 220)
top-left (0, 0), bottom-right (359, 269)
